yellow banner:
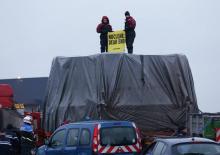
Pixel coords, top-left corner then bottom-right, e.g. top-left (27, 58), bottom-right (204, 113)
top-left (108, 30), bottom-right (126, 52)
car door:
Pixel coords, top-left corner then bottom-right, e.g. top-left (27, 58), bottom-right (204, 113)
top-left (46, 129), bottom-right (66, 155)
top-left (63, 128), bottom-right (79, 155)
top-left (77, 128), bottom-right (92, 155)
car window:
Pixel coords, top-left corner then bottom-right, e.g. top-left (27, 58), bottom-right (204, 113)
top-left (79, 129), bottom-right (90, 145)
top-left (66, 128), bottom-right (79, 146)
top-left (50, 129), bottom-right (66, 147)
top-left (100, 127), bottom-right (136, 146)
top-left (153, 142), bottom-right (166, 155)
top-left (172, 143), bottom-right (220, 155)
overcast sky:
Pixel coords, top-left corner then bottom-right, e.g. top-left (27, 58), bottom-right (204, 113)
top-left (0, 0), bottom-right (219, 112)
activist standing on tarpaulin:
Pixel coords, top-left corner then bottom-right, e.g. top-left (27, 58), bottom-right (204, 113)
top-left (124, 11), bottom-right (136, 54)
top-left (96, 16), bottom-right (113, 53)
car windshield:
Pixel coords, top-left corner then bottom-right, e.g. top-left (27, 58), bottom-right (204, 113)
top-left (100, 126), bottom-right (136, 146)
top-left (172, 143), bottom-right (220, 155)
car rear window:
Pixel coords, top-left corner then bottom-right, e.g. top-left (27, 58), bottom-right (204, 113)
top-left (172, 143), bottom-right (220, 155)
top-left (100, 126), bottom-right (136, 146)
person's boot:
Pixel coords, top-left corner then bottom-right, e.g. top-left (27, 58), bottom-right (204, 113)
top-left (101, 47), bottom-right (105, 53)
top-left (128, 49), bottom-right (133, 54)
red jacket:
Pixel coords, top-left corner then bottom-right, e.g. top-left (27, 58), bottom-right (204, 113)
top-left (96, 16), bottom-right (112, 34)
top-left (125, 16), bottom-right (136, 31)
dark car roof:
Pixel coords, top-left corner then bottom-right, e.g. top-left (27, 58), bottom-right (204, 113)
top-left (156, 137), bottom-right (217, 146)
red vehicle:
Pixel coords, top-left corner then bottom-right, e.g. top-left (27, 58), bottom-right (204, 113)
top-left (0, 84), bottom-right (22, 130)
top-left (0, 84), bottom-right (13, 109)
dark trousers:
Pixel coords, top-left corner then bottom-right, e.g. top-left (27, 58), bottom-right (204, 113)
top-left (20, 137), bottom-right (34, 155)
top-left (100, 34), bottom-right (108, 53)
top-left (21, 144), bottom-right (33, 155)
top-left (126, 30), bottom-right (136, 54)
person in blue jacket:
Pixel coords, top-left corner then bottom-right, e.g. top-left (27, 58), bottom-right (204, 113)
top-left (20, 115), bottom-right (35, 155)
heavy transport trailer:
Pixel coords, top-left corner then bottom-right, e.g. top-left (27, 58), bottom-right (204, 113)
top-left (41, 54), bottom-right (199, 145)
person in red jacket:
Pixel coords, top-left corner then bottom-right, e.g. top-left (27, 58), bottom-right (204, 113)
top-left (96, 16), bottom-right (112, 53)
top-left (124, 11), bottom-right (136, 54)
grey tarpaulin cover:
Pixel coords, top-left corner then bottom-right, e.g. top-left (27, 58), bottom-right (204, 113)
top-left (43, 53), bottom-right (198, 132)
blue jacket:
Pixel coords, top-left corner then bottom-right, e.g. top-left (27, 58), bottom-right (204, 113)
top-left (20, 123), bottom-right (33, 133)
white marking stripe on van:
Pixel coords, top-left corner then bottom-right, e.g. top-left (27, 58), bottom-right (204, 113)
top-left (110, 146), bottom-right (118, 153)
top-left (93, 138), bottom-right (97, 145)
top-left (132, 122), bottom-right (136, 128)
top-left (101, 146), bottom-right (111, 153)
top-left (98, 145), bottom-right (102, 151)
top-left (121, 146), bottom-right (128, 152)
top-left (97, 124), bottom-right (100, 141)
top-left (136, 142), bottom-right (139, 148)
top-left (98, 145), bottom-right (139, 153)
top-left (128, 145), bottom-right (137, 152)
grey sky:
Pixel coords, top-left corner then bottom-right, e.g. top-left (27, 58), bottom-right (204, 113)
top-left (0, 0), bottom-right (219, 112)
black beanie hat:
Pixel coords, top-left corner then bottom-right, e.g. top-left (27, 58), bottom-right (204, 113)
top-left (125, 11), bottom-right (130, 16)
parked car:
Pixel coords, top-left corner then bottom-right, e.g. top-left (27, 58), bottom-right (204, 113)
top-left (0, 142), bottom-right (14, 155)
top-left (0, 129), bottom-right (19, 155)
top-left (143, 137), bottom-right (220, 155)
top-left (37, 120), bottom-right (142, 155)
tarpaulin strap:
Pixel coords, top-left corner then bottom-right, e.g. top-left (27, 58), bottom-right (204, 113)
top-left (140, 55), bottom-right (145, 85)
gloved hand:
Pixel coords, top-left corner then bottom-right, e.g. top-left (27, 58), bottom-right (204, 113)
top-left (102, 25), bottom-right (111, 33)
top-left (102, 29), bottom-right (108, 33)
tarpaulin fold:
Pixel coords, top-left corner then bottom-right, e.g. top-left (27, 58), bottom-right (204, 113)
top-left (43, 53), bottom-right (198, 132)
